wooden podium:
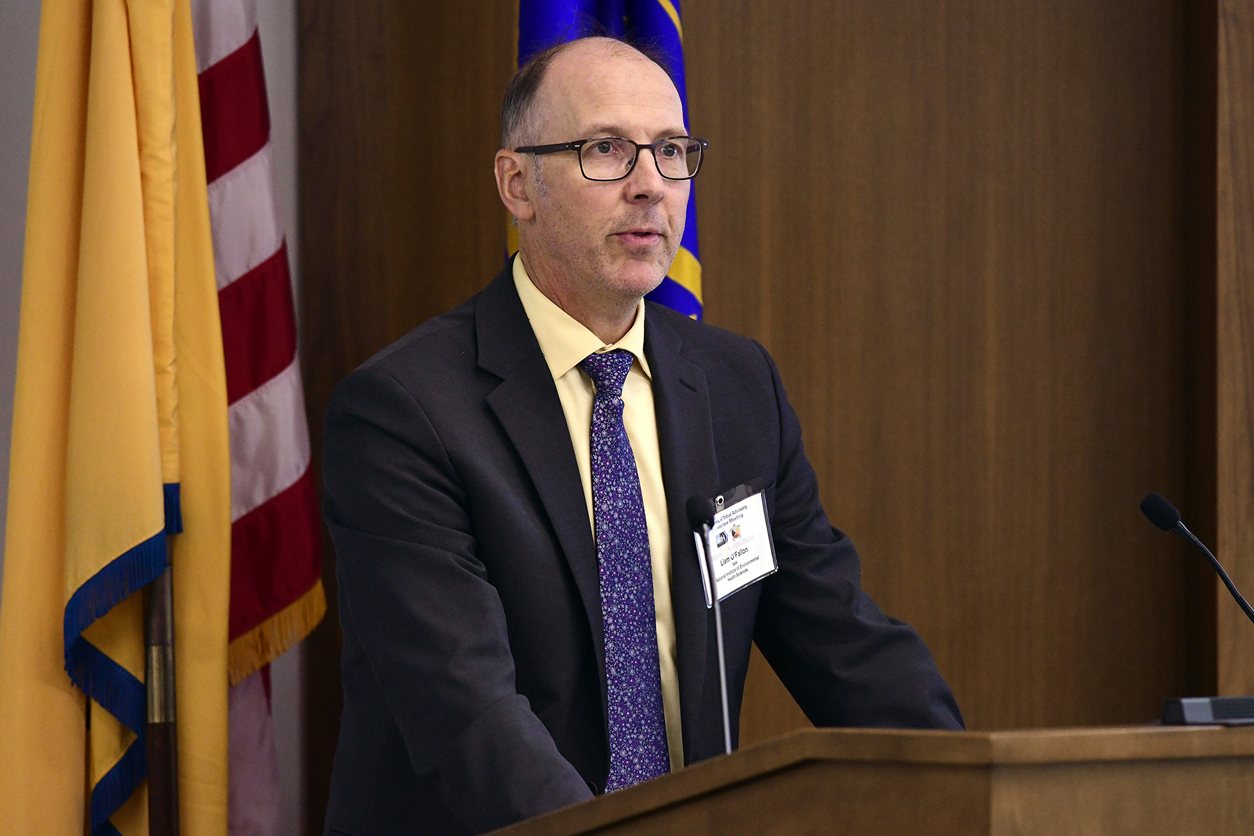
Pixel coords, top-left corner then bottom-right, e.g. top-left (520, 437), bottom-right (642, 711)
top-left (492, 726), bottom-right (1254, 835)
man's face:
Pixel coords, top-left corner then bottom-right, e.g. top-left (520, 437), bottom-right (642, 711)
top-left (521, 43), bottom-right (690, 308)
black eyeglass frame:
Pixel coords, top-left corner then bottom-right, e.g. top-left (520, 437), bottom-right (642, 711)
top-left (513, 136), bottom-right (709, 181)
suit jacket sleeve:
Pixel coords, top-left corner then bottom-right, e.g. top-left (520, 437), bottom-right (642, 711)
top-left (323, 365), bottom-right (594, 833)
top-left (748, 342), bottom-right (965, 730)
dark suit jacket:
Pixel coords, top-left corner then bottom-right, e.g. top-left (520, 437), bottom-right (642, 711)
top-left (321, 264), bottom-right (962, 836)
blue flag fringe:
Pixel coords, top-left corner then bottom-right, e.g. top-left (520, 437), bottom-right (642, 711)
top-left (62, 480), bottom-right (183, 833)
top-left (89, 732), bottom-right (146, 834)
top-left (63, 534), bottom-right (159, 830)
top-left (63, 529), bottom-right (168, 671)
top-left (164, 481), bottom-right (183, 534)
top-left (65, 637), bottom-right (147, 734)
top-left (63, 529), bottom-right (167, 670)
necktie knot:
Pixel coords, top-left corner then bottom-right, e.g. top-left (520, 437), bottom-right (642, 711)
top-left (579, 350), bottom-right (634, 398)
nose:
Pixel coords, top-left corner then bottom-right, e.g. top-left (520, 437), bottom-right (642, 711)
top-left (622, 149), bottom-right (667, 204)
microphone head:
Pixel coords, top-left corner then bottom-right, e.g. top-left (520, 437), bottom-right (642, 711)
top-left (1141, 492), bottom-right (1182, 531)
top-left (686, 495), bottom-right (716, 529)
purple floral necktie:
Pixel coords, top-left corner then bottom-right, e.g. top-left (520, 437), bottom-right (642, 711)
top-left (579, 350), bottom-right (670, 791)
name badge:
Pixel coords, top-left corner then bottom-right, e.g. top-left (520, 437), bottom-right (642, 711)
top-left (694, 479), bottom-right (778, 606)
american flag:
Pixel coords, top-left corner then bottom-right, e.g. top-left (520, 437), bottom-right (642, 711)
top-left (192, 0), bottom-right (325, 830)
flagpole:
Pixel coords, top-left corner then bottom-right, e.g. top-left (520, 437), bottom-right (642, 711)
top-left (146, 549), bottom-right (180, 836)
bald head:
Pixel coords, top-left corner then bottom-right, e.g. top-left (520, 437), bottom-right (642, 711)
top-left (501, 37), bottom-right (678, 150)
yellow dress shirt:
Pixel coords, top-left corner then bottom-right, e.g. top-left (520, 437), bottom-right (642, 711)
top-left (513, 255), bottom-right (684, 771)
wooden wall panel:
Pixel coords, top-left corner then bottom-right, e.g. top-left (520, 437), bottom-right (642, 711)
top-left (1181, 0), bottom-right (1220, 710)
top-left (297, 2), bottom-right (517, 830)
top-left (1217, 0), bottom-right (1254, 696)
top-left (683, 1), bottom-right (1196, 734)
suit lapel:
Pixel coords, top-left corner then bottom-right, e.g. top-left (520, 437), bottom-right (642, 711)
top-left (645, 308), bottom-right (720, 762)
top-left (476, 269), bottom-right (607, 691)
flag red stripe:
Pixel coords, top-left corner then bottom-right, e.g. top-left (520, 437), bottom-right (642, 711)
top-left (229, 467), bottom-right (322, 641)
top-left (219, 242), bottom-right (297, 405)
top-left (198, 29), bottom-right (270, 184)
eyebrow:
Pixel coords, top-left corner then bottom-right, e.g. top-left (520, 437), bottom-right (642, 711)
top-left (581, 124), bottom-right (690, 141)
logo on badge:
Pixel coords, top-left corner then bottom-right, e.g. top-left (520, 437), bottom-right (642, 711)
top-left (731, 525), bottom-right (742, 540)
top-left (715, 531), bottom-right (729, 547)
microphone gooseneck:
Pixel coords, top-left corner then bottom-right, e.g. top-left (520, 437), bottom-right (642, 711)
top-left (687, 493), bottom-right (732, 756)
top-left (1141, 493), bottom-right (1254, 725)
top-left (1141, 493), bottom-right (1254, 626)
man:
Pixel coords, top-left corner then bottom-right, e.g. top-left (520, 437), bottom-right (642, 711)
top-left (322, 36), bottom-right (961, 836)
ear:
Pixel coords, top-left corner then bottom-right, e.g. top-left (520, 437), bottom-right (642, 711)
top-left (494, 150), bottom-right (535, 222)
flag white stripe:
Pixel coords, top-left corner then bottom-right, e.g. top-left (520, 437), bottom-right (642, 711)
top-left (228, 359), bottom-right (311, 522)
top-left (227, 671), bottom-right (281, 834)
top-left (208, 144), bottom-right (285, 290)
top-left (191, 0), bottom-right (256, 73)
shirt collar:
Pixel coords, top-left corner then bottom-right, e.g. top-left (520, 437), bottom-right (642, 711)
top-left (512, 254), bottom-right (651, 381)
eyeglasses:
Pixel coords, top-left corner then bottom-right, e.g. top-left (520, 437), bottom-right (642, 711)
top-left (514, 136), bottom-right (709, 181)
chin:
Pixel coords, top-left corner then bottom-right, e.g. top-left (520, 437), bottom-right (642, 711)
top-left (611, 272), bottom-right (667, 301)
top-left (606, 257), bottom-right (671, 299)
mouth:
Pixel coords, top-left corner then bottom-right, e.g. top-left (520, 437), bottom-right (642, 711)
top-left (613, 228), bottom-right (664, 246)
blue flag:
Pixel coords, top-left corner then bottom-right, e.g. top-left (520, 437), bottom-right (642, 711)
top-left (517, 0), bottom-right (703, 318)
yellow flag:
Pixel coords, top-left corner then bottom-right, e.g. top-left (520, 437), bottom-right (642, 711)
top-left (0, 0), bottom-right (231, 832)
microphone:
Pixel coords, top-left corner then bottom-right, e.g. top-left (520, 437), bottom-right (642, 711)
top-left (685, 495), bottom-right (716, 608)
top-left (687, 494), bottom-right (733, 755)
top-left (1141, 493), bottom-right (1254, 725)
top-left (1140, 493), bottom-right (1254, 625)
top-left (1139, 492), bottom-right (1181, 532)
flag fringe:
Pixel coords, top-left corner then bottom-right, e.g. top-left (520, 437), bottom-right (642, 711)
top-left (63, 529), bottom-right (168, 651)
top-left (63, 529), bottom-right (162, 740)
top-left (228, 580), bottom-right (327, 686)
top-left (62, 529), bottom-right (167, 721)
top-left (164, 481), bottom-right (183, 534)
top-left (66, 637), bottom-right (146, 734)
top-left (89, 733), bottom-right (146, 833)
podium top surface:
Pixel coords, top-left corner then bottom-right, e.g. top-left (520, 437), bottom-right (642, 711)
top-left (490, 725), bottom-right (1254, 836)
top-left (738, 723), bottom-right (1254, 766)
